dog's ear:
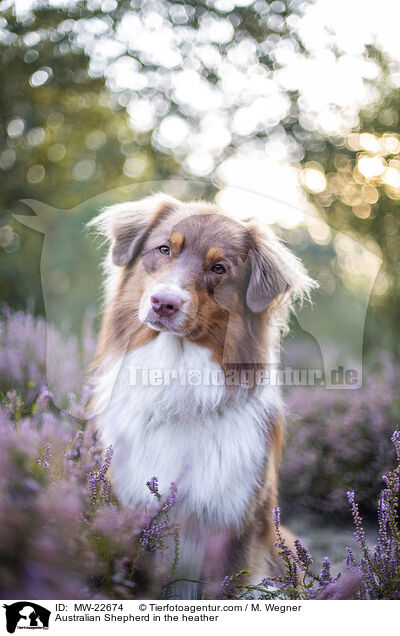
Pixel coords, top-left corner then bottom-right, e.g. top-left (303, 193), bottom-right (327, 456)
top-left (110, 210), bottom-right (149, 267)
top-left (245, 221), bottom-right (317, 313)
top-left (87, 193), bottom-right (177, 266)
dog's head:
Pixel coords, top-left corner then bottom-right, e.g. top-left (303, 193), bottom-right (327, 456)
top-left (89, 193), bottom-right (315, 362)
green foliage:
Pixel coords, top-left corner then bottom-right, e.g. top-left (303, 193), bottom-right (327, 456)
top-left (1, 1), bottom-right (398, 351)
top-left (0, 2), bottom-right (178, 312)
top-left (298, 55), bottom-right (400, 343)
top-left (0, 0), bottom-right (311, 322)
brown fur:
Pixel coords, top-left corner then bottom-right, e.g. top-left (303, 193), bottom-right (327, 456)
top-left (89, 193), bottom-right (316, 588)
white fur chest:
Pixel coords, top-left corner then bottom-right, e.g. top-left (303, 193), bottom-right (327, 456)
top-left (93, 334), bottom-right (280, 528)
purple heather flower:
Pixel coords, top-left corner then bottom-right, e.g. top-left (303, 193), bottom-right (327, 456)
top-left (161, 482), bottom-right (178, 512)
top-left (319, 557), bottom-right (332, 585)
top-left (37, 386), bottom-right (53, 410)
top-left (392, 430), bottom-right (400, 463)
top-left (37, 443), bottom-right (51, 470)
top-left (347, 490), bottom-right (368, 553)
top-left (272, 506), bottom-right (281, 528)
top-left (4, 390), bottom-right (23, 418)
top-left (294, 538), bottom-right (313, 569)
top-left (220, 576), bottom-right (235, 596)
top-left (345, 546), bottom-right (356, 568)
top-left (87, 446), bottom-right (113, 505)
top-left (261, 577), bottom-right (274, 587)
top-left (140, 519), bottom-right (170, 552)
top-left (147, 477), bottom-right (159, 495)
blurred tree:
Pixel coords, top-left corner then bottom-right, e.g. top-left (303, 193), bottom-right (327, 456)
top-left (0, 0), bottom-right (311, 314)
top-left (297, 50), bottom-right (400, 348)
top-left (0, 2), bottom-right (178, 312)
top-left (4, 0), bottom-right (398, 350)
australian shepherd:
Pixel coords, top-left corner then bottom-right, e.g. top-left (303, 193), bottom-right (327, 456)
top-left (88, 193), bottom-right (316, 598)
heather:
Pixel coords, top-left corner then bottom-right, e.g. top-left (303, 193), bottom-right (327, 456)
top-left (0, 306), bottom-right (400, 600)
top-left (0, 393), bottom-right (182, 599)
top-left (237, 430), bottom-right (400, 600)
top-left (0, 304), bottom-right (96, 414)
top-left (281, 357), bottom-right (399, 518)
top-left (0, 307), bottom-right (181, 599)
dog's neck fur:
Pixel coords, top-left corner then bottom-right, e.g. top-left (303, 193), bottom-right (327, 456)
top-left (93, 332), bottom-right (281, 525)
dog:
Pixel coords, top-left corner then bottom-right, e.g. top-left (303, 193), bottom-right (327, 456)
top-left (88, 193), bottom-right (316, 598)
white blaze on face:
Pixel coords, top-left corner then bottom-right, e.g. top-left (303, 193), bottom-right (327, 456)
top-left (139, 277), bottom-right (192, 327)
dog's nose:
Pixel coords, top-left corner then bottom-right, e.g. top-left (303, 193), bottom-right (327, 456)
top-left (151, 291), bottom-right (183, 317)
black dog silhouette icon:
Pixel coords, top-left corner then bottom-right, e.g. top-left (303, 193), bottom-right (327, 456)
top-left (3, 602), bottom-right (50, 633)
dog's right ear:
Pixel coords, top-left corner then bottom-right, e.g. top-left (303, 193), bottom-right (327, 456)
top-left (110, 207), bottom-right (150, 267)
top-left (87, 193), bottom-right (176, 267)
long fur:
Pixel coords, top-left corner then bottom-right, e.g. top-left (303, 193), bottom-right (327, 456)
top-left (88, 193), bottom-right (317, 598)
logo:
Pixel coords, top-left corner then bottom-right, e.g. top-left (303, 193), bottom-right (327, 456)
top-left (3, 603), bottom-right (50, 634)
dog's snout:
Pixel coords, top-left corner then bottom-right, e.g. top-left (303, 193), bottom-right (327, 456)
top-left (151, 291), bottom-right (183, 317)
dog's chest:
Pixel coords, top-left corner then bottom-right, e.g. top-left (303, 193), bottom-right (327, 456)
top-left (94, 334), bottom-right (277, 527)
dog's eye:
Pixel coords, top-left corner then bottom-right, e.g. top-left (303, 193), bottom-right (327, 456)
top-left (211, 263), bottom-right (226, 274)
top-left (159, 245), bottom-right (170, 255)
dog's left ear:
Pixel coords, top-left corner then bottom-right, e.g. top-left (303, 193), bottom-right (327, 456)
top-left (245, 221), bottom-right (316, 313)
